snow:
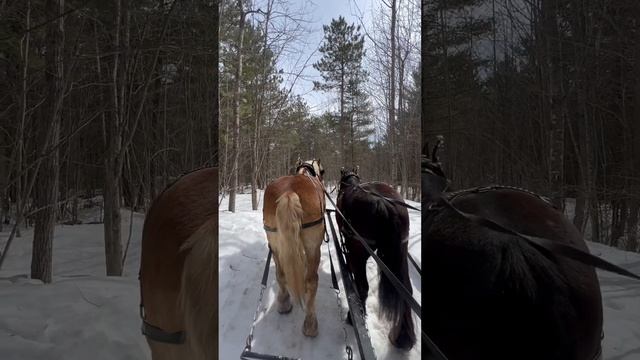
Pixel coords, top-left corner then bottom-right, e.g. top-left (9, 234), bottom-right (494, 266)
top-left (219, 192), bottom-right (422, 360)
top-left (0, 207), bottom-right (149, 360)
top-left (0, 195), bottom-right (638, 359)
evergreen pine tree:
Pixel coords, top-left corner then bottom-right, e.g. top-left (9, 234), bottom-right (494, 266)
top-left (313, 16), bottom-right (369, 165)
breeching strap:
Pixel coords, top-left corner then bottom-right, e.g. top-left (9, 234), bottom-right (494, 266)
top-left (357, 186), bottom-right (421, 212)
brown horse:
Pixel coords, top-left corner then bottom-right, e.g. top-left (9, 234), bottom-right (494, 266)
top-left (422, 151), bottom-right (603, 360)
top-left (139, 167), bottom-right (218, 360)
top-left (262, 159), bottom-right (326, 337)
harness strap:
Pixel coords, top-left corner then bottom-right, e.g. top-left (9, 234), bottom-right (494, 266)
top-left (408, 252), bottom-right (422, 275)
top-left (141, 320), bottom-right (186, 344)
top-left (139, 271), bottom-right (187, 345)
top-left (263, 217), bottom-right (324, 233)
top-left (437, 196), bottom-right (640, 280)
top-left (325, 227), bottom-right (340, 291)
top-left (359, 186), bottom-right (421, 211)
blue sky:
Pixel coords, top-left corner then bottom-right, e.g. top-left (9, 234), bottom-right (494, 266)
top-left (261, 0), bottom-right (378, 115)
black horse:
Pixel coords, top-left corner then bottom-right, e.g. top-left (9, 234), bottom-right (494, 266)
top-left (337, 167), bottom-right (416, 350)
top-left (421, 150), bottom-right (603, 360)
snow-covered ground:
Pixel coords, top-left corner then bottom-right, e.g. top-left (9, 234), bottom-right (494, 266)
top-left (219, 191), bottom-right (423, 360)
top-left (0, 207), bottom-right (149, 360)
top-left (0, 195), bottom-right (638, 359)
top-left (590, 242), bottom-right (640, 359)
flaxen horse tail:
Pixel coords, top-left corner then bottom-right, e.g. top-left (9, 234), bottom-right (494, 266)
top-left (275, 191), bottom-right (306, 305)
top-left (179, 216), bottom-right (218, 360)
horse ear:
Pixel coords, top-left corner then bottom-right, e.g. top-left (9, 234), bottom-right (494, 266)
top-left (432, 136), bottom-right (443, 163)
top-left (355, 165), bottom-right (359, 174)
top-left (296, 156), bottom-right (302, 166)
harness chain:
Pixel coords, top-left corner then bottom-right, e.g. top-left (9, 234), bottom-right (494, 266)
top-left (325, 222), bottom-right (354, 360)
top-left (240, 249), bottom-right (301, 360)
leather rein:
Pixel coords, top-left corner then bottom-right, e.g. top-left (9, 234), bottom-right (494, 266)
top-left (339, 173), bottom-right (421, 212)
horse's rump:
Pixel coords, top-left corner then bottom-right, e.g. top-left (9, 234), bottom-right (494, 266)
top-left (339, 182), bottom-right (409, 243)
top-left (423, 188), bottom-right (602, 360)
top-left (263, 174), bottom-right (324, 228)
top-left (140, 167), bottom-right (218, 359)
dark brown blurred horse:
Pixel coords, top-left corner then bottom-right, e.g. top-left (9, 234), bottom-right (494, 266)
top-left (139, 167), bottom-right (218, 360)
top-left (263, 159), bottom-right (326, 337)
top-left (337, 167), bottom-right (416, 350)
top-left (422, 150), bottom-right (603, 360)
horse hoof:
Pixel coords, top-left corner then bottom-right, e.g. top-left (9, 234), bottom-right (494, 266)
top-left (277, 299), bottom-right (293, 314)
top-left (303, 316), bottom-right (318, 337)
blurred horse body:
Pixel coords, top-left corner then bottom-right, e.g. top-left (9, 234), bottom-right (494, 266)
top-left (422, 154), bottom-right (602, 360)
top-left (139, 167), bottom-right (218, 360)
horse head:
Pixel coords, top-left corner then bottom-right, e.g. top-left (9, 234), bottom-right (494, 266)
top-left (423, 137), bottom-right (448, 204)
top-left (339, 166), bottom-right (360, 192)
top-left (296, 159), bottom-right (325, 182)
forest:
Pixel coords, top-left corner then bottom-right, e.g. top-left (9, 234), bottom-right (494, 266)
top-left (219, 0), bottom-right (422, 212)
top-left (0, 0), bottom-right (219, 280)
top-left (423, 0), bottom-right (640, 252)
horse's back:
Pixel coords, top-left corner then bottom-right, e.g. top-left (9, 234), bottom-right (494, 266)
top-left (263, 175), bottom-right (324, 226)
top-left (140, 167), bottom-right (218, 332)
top-left (423, 188), bottom-right (602, 360)
top-left (339, 182), bottom-right (409, 242)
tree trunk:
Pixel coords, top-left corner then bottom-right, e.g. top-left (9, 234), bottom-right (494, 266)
top-left (104, 163), bottom-right (122, 275)
top-left (31, 0), bottom-right (64, 283)
top-left (103, 0), bottom-right (126, 276)
top-left (389, 0), bottom-right (397, 186)
top-left (542, 0), bottom-right (565, 209)
top-left (228, 0), bottom-right (246, 213)
top-left (626, 200), bottom-right (639, 252)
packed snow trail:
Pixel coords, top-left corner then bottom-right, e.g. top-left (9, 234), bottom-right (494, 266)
top-left (219, 192), bottom-right (423, 360)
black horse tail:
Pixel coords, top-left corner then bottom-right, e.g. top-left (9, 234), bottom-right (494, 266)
top-left (374, 198), bottom-right (416, 350)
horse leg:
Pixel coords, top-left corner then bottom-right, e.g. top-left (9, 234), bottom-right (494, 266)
top-left (346, 245), bottom-right (370, 325)
top-left (268, 233), bottom-right (293, 314)
top-left (301, 225), bottom-right (323, 337)
top-left (275, 255), bottom-right (293, 314)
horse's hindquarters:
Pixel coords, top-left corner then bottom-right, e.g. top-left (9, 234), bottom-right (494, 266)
top-left (423, 200), bottom-right (603, 360)
top-left (140, 167), bottom-right (218, 360)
